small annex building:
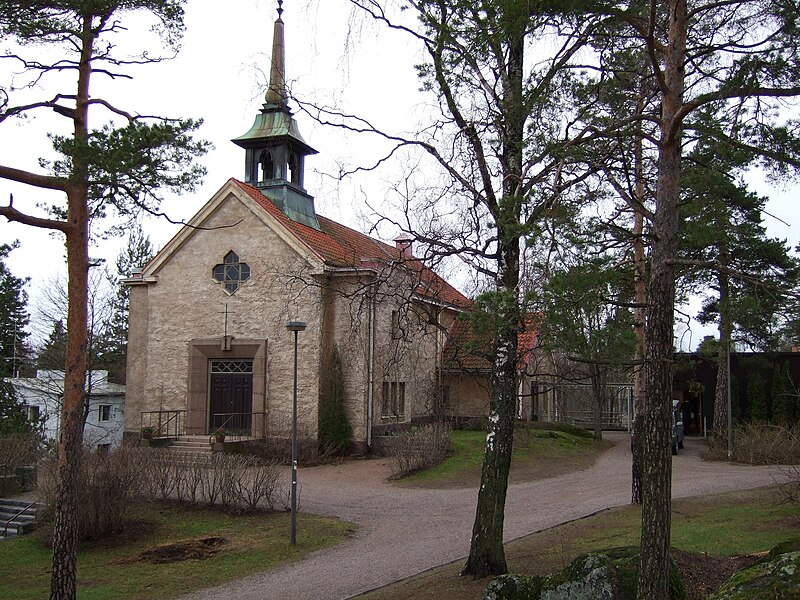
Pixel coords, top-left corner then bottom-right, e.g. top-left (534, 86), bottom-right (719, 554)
top-left (8, 370), bottom-right (125, 451)
top-left (441, 315), bottom-right (551, 422)
top-left (122, 7), bottom-right (471, 449)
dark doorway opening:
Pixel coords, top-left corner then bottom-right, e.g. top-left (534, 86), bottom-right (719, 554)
top-left (209, 360), bottom-right (253, 435)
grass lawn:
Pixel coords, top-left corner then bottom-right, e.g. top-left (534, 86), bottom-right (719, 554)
top-left (395, 424), bottom-right (612, 489)
top-left (0, 502), bottom-right (354, 600)
top-left (356, 486), bottom-right (800, 600)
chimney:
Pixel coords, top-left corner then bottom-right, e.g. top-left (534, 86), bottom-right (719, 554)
top-left (394, 233), bottom-right (414, 259)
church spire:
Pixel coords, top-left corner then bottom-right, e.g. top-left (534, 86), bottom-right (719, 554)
top-left (232, 0), bottom-right (321, 231)
top-left (265, 1), bottom-right (286, 106)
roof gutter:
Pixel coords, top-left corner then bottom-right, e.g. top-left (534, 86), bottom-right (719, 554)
top-left (367, 283), bottom-right (376, 449)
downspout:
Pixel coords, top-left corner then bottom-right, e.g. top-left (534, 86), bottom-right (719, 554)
top-left (367, 283), bottom-right (376, 448)
top-left (262, 338), bottom-right (268, 440)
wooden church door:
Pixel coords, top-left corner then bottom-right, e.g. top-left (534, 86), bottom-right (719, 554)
top-left (209, 360), bottom-right (253, 435)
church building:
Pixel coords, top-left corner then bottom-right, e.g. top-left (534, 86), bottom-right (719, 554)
top-left (122, 4), bottom-right (471, 449)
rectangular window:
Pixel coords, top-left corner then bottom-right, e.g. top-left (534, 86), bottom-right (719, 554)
top-left (390, 309), bottom-right (402, 340)
top-left (26, 405), bottom-right (40, 422)
top-left (98, 404), bottom-right (111, 422)
top-left (381, 381), bottom-right (405, 418)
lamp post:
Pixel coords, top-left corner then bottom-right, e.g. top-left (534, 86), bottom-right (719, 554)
top-left (286, 320), bottom-right (306, 545)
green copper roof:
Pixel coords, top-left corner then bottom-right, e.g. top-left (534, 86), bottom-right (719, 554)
top-left (231, 105), bottom-right (317, 155)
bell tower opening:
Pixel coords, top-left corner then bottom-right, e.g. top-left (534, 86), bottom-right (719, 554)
top-left (231, 0), bottom-right (320, 230)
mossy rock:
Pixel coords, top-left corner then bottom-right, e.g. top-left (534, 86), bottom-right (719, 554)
top-left (483, 575), bottom-right (543, 600)
top-left (767, 537), bottom-right (800, 558)
top-left (483, 547), bottom-right (685, 600)
top-left (708, 550), bottom-right (800, 599)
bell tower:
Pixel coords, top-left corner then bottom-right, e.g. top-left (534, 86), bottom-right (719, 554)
top-left (232, 0), bottom-right (321, 230)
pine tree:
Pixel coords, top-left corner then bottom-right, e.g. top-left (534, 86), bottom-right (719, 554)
top-left (680, 131), bottom-right (799, 434)
top-left (104, 225), bottom-right (154, 383)
top-left (541, 251), bottom-right (637, 441)
top-left (37, 321), bottom-right (68, 372)
top-left (0, 4), bottom-right (208, 597)
top-left (0, 379), bottom-right (31, 435)
top-left (0, 242), bottom-right (31, 378)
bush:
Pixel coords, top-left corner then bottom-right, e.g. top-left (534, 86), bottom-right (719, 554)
top-left (0, 431), bottom-right (41, 473)
top-left (37, 446), bottom-right (287, 543)
top-left (38, 446), bottom-right (148, 542)
top-left (139, 451), bottom-right (286, 512)
top-left (704, 422), bottom-right (800, 464)
top-left (387, 421), bottom-right (452, 479)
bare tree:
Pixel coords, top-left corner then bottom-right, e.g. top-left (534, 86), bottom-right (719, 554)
top-left (308, 1), bottom-right (606, 578)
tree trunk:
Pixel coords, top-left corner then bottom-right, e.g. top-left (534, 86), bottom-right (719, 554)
top-left (49, 193), bottom-right (89, 600)
top-left (590, 362), bottom-right (604, 441)
top-left (631, 89), bottom-right (647, 505)
top-left (713, 260), bottom-right (731, 438)
top-left (638, 1), bottom-right (686, 597)
top-left (50, 15), bottom-right (92, 600)
top-left (462, 9), bottom-right (525, 578)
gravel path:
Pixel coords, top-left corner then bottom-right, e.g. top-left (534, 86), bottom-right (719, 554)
top-left (178, 432), bottom-right (782, 600)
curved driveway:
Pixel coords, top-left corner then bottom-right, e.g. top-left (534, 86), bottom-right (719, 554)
top-left (179, 432), bottom-right (782, 600)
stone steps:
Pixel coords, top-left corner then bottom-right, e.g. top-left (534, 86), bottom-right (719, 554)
top-left (0, 498), bottom-right (41, 541)
top-left (163, 436), bottom-right (213, 460)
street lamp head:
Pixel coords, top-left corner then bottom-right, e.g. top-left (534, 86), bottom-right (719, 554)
top-left (286, 321), bottom-right (307, 332)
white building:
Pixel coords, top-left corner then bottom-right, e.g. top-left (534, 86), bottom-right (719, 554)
top-left (8, 370), bottom-right (125, 451)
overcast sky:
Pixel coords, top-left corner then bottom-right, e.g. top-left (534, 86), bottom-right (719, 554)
top-left (1, 1), bottom-right (797, 349)
top-left (0, 1), bottom-right (422, 334)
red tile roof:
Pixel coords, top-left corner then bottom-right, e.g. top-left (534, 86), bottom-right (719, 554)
top-left (442, 314), bottom-right (541, 372)
top-left (233, 179), bottom-right (471, 309)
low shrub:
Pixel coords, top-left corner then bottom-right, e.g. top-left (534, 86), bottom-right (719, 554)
top-left (38, 446), bottom-right (148, 542)
top-left (705, 422), bottom-right (800, 465)
top-left (387, 421), bottom-right (452, 479)
top-left (0, 431), bottom-right (42, 474)
top-left (139, 451), bottom-right (286, 512)
top-left (37, 446), bottom-right (287, 543)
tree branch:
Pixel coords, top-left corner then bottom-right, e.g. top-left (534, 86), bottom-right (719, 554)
top-left (0, 164), bottom-right (67, 191)
top-left (0, 194), bottom-right (68, 233)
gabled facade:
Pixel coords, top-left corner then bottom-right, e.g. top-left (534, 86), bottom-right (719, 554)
top-left (123, 5), bottom-right (470, 449)
top-left (441, 316), bottom-right (550, 421)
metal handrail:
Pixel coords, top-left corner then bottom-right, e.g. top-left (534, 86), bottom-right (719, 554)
top-left (2, 500), bottom-right (37, 537)
top-left (208, 412), bottom-right (266, 443)
top-left (156, 411), bottom-right (180, 437)
top-left (141, 410), bottom-right (186, 438)
top-left (209, 413), bottom-right (238, 444)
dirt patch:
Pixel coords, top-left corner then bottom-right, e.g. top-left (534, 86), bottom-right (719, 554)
top-left (672, 549), bottom-right (764, 600)
top-left (114, 537), bottom-right (227, 565)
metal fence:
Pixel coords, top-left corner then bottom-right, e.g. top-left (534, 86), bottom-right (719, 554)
top-left (537, 382), bottom-right (633, 430)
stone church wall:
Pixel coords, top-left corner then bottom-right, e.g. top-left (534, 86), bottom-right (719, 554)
top-left (125, 191), bottom-right (323, 439)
